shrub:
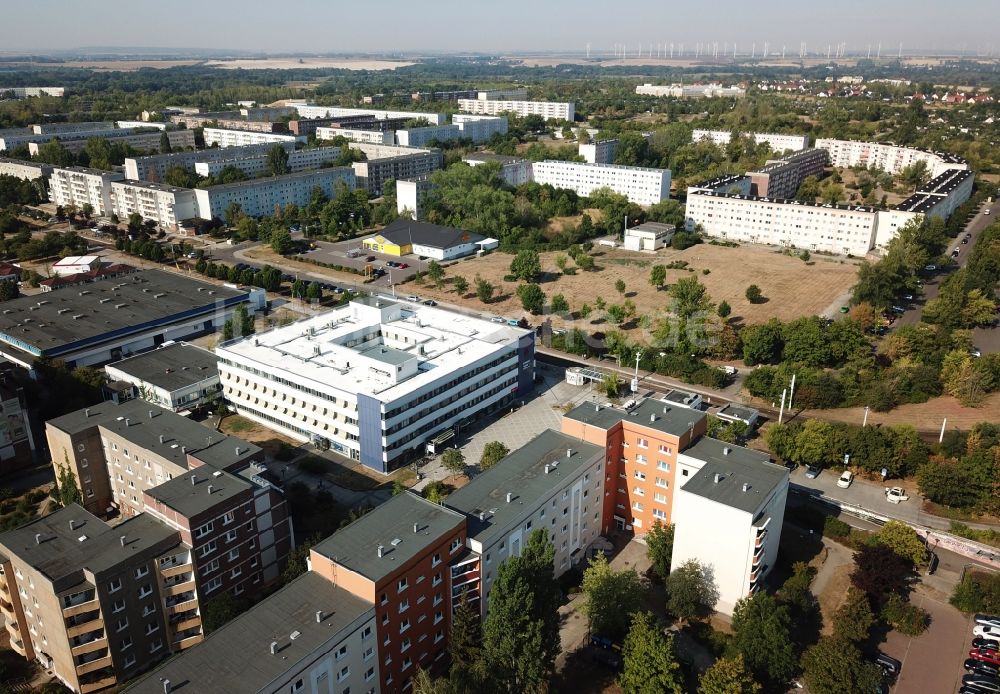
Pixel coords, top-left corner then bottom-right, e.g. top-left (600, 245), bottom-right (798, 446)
top-left (881, 593), bottom-right (928, 636)
top-left (951, 571), bottom-right (1000, 614)
top-left (823, 515), bottom-right (852, 539)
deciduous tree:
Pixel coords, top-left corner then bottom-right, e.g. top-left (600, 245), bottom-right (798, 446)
top-left (802, 636), bottom-right (882, 694)
top-left (728, 593), bottom-right (797, 686)
top-left (479, 441), bottom-right (509, 471)
top-left (619, 612), bottom-right (684, 694)
top-left (665, 559), bottom-right (719, 621)
top-left (645, 521), bottom-right (674, 582)
top-left (581, 553), bottom-right (643, 640)
top-left (698, 654), bottom-right (761, 694)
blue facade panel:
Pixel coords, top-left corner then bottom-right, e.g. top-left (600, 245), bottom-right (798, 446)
top-left (356, 393), bottom-right (385, 473)
top-left (517, 332), bottom-right (536, 395)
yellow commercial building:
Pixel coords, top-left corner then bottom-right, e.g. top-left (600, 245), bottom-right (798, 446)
top-left (362, 234), bottom-right (409, 256)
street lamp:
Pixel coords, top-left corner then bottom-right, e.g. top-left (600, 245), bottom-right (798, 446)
top-left (631, 352), bottom-right (642, 393)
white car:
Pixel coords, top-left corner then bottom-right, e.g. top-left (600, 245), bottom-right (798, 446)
top-left (837, 470), bottom-right (854, 489)
top-left (885, 487), bottom-right (909, 504)
top-left (975, 624), bottom-right (1000, 639)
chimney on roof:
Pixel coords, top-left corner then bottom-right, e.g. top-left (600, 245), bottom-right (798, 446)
top-left (124, 418), bottom-right (131, 427)
top-left (413, 523), bottom-right (419, 533)
top-left (650, 414), bottom-right (655, 422)
top-left (34, 533), bottom-right (41, 545)
top-left (159, 435), bottom-right (164, 444)
top-left (506, 492), bottom-right (512, 503)
top-left (742, 483), bottom-right (750, 492)
top-left (269, 641), bottom-right (278, 655)
top-left (181, 446), bottom-right (187, 454)
top-left (148, 410), bottom-right (154, 419)
top-left (119, 535), bottom-right (126, 547)
top-left (713, 473), bottom-right (721, 484)
top-left (723, 447), bottom-right (730, 455)
top-left (235, 446), bottom-right (241, 455)
top-left (544, 464), bottom-right (550, 474)
top-left (162, 680), bottom-right (171, 694)
top-left (190, 475), bottom-right (197, 485)
top-left (663, 406), bottom-right (668, 414)
top-left (566, 448), bottom-right (572, 458)
top-left (84, 408), bottom-right (90, 418)
top-left (377, 544), bottom-right (385, 558)
top-left (207, 485), bottom-right (213, 495)
top-left (69, 519), bottom-right (75, 531)
top-left (315, 610), bottom-right (323, 623)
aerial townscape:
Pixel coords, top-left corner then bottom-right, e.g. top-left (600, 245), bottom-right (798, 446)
top-left (1, 3), bottom-right (1000, 694)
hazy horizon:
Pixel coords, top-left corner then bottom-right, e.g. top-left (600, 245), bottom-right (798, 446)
top-left (1, 0), bottom-right (997, 55)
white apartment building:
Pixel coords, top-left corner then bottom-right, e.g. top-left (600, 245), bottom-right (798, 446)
top-left (48, 166), bottom-right (125, 216)
top-left (579, 139), bottom-right (619, 164)
top-left (445, 430), bottom-right (605, 613)
top-left (0, 86), bottom-right (64, 98)
top-left (0, 126), bottom-right (144, 152)
top-left (395, 124), bottom-right (461, 147)
top-left (296, 105), bottom-right (447, 125)
top-left (452, 114), bottom-right (509, 143)
top-left (215, 296), bottom-right (535, 474)
top-left (462, 153), bottom-right (534, 186)
top-left (193, 167), bottom-right (356, 220)
top-left (115, 120), bottom-right (168, 131)
top-left (31, 121), bottom-right (115, 135)
top-left (193, 146), bottom-right (343, 178)
top-left (104, 342), bottom-right (220, 413)
top-left (477, 88), bottom-right (528, 101)
top-left (201, 128), bottom-right (303, 148)
top-left (874, 168), bottom-right (974, 249)
top-left (352, 150), bottom-right (443, 197)
top-left (315, 127), bottom-right (394, 145)
top-left (396, 177), bottom-right (435, 220)
top-left (532, 161), bottom-right (671, 206)
top-left (28, 129), bottom-right (195, 157)
top-left (456, 99), bottom-right (575, 122)
top-left (692, 130), bottom-right (810, 153)
top-left (815, 138), bottom-right (969, 177)
top-left (636, 83), bottom-right (746, 98)
top-left (670, 438), bottom-right (788, 615)
top-left (0, 157), bottom-right (51, 181)
top-left (125, 143), bottom-right (289, 181)
top-left (685, 190), bottom-right (879, 256)
top-left (110, 180), bottom-right (199, 230)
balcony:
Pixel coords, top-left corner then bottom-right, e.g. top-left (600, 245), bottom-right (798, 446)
top-left (79, 675), bottom-right (117, 694)
top-left (66, 616), bottom-right (103, 638)
top-left (160, 562), bottom-right (193, 579)
top-left (9, 634), bottom-right (27, 656)
top-left (75, 653), bottom-right (112, 677)
top-left (63, 597), bottom-right (100, 618)
top-left (755, 529), bottom-right (769, 548)
top-left (163, 579), bottom-right (196, 597)
top-left (71, 635), bottom-right (107, 657)
top-left (172, 633), bottom-right (203, 650)
top-left (167, 597), bottom-right (198, 615)
top-left (0, 594), bottom-right (14, 615)
top-left (171, 615), bottom-right (202, 633)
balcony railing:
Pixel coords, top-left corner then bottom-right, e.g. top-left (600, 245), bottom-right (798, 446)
top-left (75, 652), bottom-right (112, 676)
top-left (63, 597), bottom-right (100, 618)
top-left (160, 562), bottom-right (193, 579)
top-left (755, 529), bottom-right (769, 548)
top-left (163, 579), bottom-right (196, 597)
top-left (167, 597), bottom-right (198, 614)
top-left (172, 633), bottom-right (203, 650)
top-left (79, 675), bottom-right (117, 694)
top-left (70, 635), bottom-right (107, 657)
top-left (66, 616), bottom-right (103, 639)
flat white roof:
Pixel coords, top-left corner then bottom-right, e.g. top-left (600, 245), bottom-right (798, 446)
top-left (217, 299), bottom-right (526, 402)
top-left (53, 255), bottom-right (99, 265)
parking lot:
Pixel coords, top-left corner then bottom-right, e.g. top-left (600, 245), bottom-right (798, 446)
top-left (295, 237), bottom-right (432, 287)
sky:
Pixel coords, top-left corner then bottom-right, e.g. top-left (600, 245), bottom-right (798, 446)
top-left (1, 0), bottom-right (997, 55)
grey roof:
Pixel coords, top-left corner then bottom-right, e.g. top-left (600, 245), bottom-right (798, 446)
top-left (123, 571), bottom-right (374, 694)
top-left (0, 269), bottom-right (247, 359)
top-left (680, 437), bottom-right (786, 514)
top-left (201, 167), bottom-right (352, 193)
top-left (145, 466), bottom-right (252, 518)
top-left (359, 344), bottom-right (412, 366)
top-left (47, 399), bottom-right (260, 471)
top-left (628, 221), bottom-right (675, 234)
top-left (376, 219), bottom-right (485, 250)
top-left (463, 152), bottom-right (524, 164)
top-left (0, 505), bottom-right (179, 582)
top-left (662, 389), bottom-right (701, 408)
top-left (352, 294), bottom-right (398, 309)
top-left (563, 398), bottom-right (706, 438)
top-left (312, 492), bottom-right (465, 583)
top-left (446, 429), bottom-right (602, 548)
top-left (716, 403), bottom-right (759, 422)
top-left (105, 342), bottom-right (219, 392)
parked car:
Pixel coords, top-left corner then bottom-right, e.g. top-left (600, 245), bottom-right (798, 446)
top-left (971, 649), bottom-right (1000, 666)
top-left (965, 659), bottom-right (1000, 677)
top-left (805, 465), bottom-right (821, 479)
top-left (963, 238), bottom-right (970, 244)
top-left (885, 487), bottom-right (909, 504)
top-left (366, 255), bottom-right (376, 262)
top-left (975, 625), bottom-right (1000, 639)
top-left (963, 674), bottom-right (1000, 692)
top-left (422, 299), bottom-right (437, 306)
top-left (406, 295), bottom-right (420, 302)
top-left (490, 316), bottom-right (504, 323)
top-left (837, 470), bottom-right (854, 488)
top-left (953, 248), bottom-right (961, 257)
top-left (875, 652), bottom-right (902, 678)
top-left (977, 615), bottom-right (1000, 629)
top-left (973, 638), bottom-right (1000, 651)
top-left (903, 293), bottom-right (914, 301)
top-left (924, 264), bottom-right (938, 271)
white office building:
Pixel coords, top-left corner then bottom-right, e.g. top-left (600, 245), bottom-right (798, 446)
top-left (110, 180), bottom-right (199, 230)
top-left (125, 143), bottom-right (290, 181)
top-left (193, 167), bottom-right (356, 220)
top-left (532, 161), bottom-right (671, 206)
top-left (216, 296), bottom-right (535, 473)
top-left (0, 157), bottom-right (51, 181)
top-left (296, 105), bottom-right (446, 125)
top-left (671, 438), bottom-right (788, 615)
top-left (27, 129), bottom-right (195, 157)
top-left (815, 138), bottom-right (969, 177)
top-left (685, 189), bottom-right (880, 256)
top-left (463, 153), bottom-right (534, 186)
top-left (193, 146), bottom-right (343, 178)
top-left (104, 342), bottom-right (220, 413)
top-left (395, 124), bottom-right (461, 147)
top-left (48, 166), bottom-right (125, 217)
top-left (452, 114), bottom-right (509, 143)
top-left (579, 139), bottom-right (619, 164)
top-left (692, 130), bottom-right (810, 153)
top-left (456, 99), bottom-right (575, 122)
top-left (202, 128), bottom-right (302, 148)
top-left (315, 127), bottom-right (395, 145)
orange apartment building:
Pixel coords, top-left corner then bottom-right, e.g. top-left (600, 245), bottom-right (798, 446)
top-left (309, 492), bottom-right (467, 692)
top-left (562, 398), bottom-right (707, 534)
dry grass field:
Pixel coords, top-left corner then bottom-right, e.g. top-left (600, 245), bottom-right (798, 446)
top-left (412, 242), bottom-right (860, 329)
top-left (205, 58), bottom-right (416, 70)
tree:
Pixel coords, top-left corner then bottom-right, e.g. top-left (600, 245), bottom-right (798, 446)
top-left (802, 636), bottom-right (883, 694)
top-left (649, 264), bottom-right (667, 290)
top-left (615, 279), bottom-right (627, 296)
top-left (0, 281), bottom-right (20, 302)
top-left (517, 283), bottom-right (545, 314)
top-left (266, 144), bottom-right (290, 176)
top-left (127, 211), bottom-right (144, 233)
top-left (482, 529), bottom-right (561, 693)
top-left (601, 372), bottom-right (622, 398)
top-left (745, 284), bottom-right (764, 304)
top-left (876, 520), bottom-right (929, 567)
top-left (665, 559), bottom-right (719, 621)
top-left (453, 276), bottom-right (469, 296)
top-left (80, 203), bottom-right (94, 220)
top-left (479, 441), bottom-right (509, 471)
top-left (619, 612), bottom-right (684, 694)
top-left (426, 260), bottom-right (445, 287)
top-left (728, 593), bottom-right (797, 686)
top-left (474, 275), bottom-right (495, 303)
top-left (550, 293), bottom-right (569, 313)
top-left (306, 282), bottom-right (323, 301)
top-left (669, 276), bottom-right (712, 318)
top-left (699, 654), bottom-right (762, 694)
top-left (742, 321), bottom-right (784, 365)
top-left (575, 254), bottom-right (595, 271)
top-left (510, 249), bottom-right (541, 281)
top-left (159, 131), bottom-right (172, 154)
top-left (645, 521), bottom-right (674, 582)
top-left (441, 448), bottom-right (466, 474)
top-left (581, 553), bottom-right (643, 640)
top-left (449, 594), bottom-right (486, 692)
top-left (56, 461), bottom-right (82, 507)
top-left (850, 543), bottom-right (911, 604)
top-left (717, 300), bottom-right (731, 318)
top-left (202, 591), bottom-right (249, 633)
top-left (832, 588), bottom-right (875, 643)
top-left (412, 668), bottom-right (446, 694)
top-left (270, 227), bottom-right (293, 255)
